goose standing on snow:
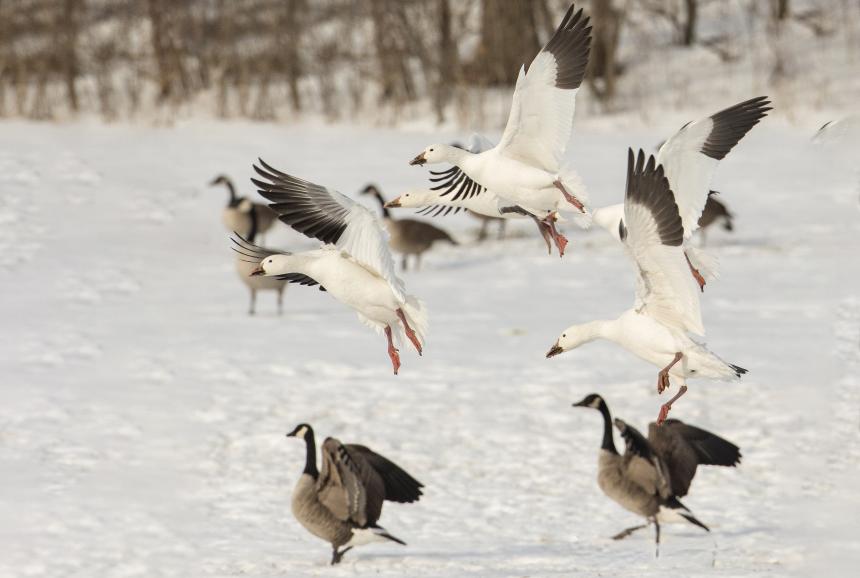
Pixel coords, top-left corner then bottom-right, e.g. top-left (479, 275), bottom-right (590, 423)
top-left (210, 174), bottom-right (278, 242)
top-left (234, 246), bottom-right (287, 315)
top-left (286, 423), bottom-right (423, 565)
top-left (547, 150), bottom-right (747, 423)
top-left (592, 97), bottom-right (771, 290)
top-left (239, 160), bottom-right (428, 374)
top-left (572, 393), bottom-right (741, 553)
top-left (409, 4), bottom-right (592, 256)
top-left (359, 184), bottom-right (458, 271)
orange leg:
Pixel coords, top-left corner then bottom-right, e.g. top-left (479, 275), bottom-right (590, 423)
top-left (396, 308), bottom-right (422, 355)
top-left (542, 212), bottom-right (568, 257)
top-left (657, 352), bottom-right (683, 394)
top-left (657, 385), bottom-right (688, 425)
top-left (685, 252), bottom-right (706, 292)
top-left (385, 326), bottom-right (400, 375)
top-left (554, 179), bottom-right (585, 213)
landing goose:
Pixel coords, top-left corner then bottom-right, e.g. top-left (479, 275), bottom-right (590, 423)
top-left (547, 150), bottom-right (747, 423)
top-left (359, 184), bottom-right (458, 271)
top-left (572, 393), bottom-right (741, 553)
top-left (210, 174), bottom-right (278, 242)
top-left (390, 137), bottom-right (566, 254)
top-left (592, 97), bottom-right (771, 290)
top-left (286, 423), bottom-right (423, 565)
top-left (242, 160), bottom-right (428, 374)
top-left (408, 4), bottom-right (592, 255)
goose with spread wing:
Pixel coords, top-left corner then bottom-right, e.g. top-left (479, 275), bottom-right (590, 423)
top-left (572, 394), bottom-right (741, 553)
top-left (286, 423), bottom-right (423, 565)
top-left (546, 150), bottom-right (747, 423)
top-left (390, 136), bottom-right (567, 255)
top-left (408, 4), bottom-right (592, 256)
top-left (593, 97), bottom-right (771, 290)
top-left (235, 160), bottom-right (428, 375)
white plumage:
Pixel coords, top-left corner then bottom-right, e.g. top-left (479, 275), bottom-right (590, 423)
top-left (547, 150), bottom-right (746, 424)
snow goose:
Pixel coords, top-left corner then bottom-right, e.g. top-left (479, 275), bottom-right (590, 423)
top-left (408, 4), bottom-right (592, 255)
top-left (286, 423), bottom-right (423, 565)
top-left (210, 174), bottom-right (278, 242)
top-left (359, 184), bottom-right (458, 271)
top-left (696, 192), bottom-right (734, 246)
top-left (592, 97), bottom-right (771, 290)
top-left (572, 393), bottom-right (740, 553)
top-left (243, 160), bottom-right (428, 375)
top-left (547, 150), bottom-right (747, 423)
top-left (391, 137), bottom-right (564, 254)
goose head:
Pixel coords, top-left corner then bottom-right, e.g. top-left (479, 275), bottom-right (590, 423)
top-left (286, 423), bottom-right (314, 439)
top-left (409, 144), bottom-right (460, 166)
top-left (250, 254), bottom-right (291, 277)
top-left (385, 189), bottom-right (436, 209)
top-left (546, 322), bottom-right (602, 358)
top-left (572, 393), bottom-right (607, 411)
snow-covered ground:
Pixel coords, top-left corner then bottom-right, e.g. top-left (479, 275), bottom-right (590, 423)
top-left (0, 116), bottom-right (858, 577)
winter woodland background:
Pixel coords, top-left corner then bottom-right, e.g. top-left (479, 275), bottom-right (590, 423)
top-left (1, 0), bottom-right (857, 125)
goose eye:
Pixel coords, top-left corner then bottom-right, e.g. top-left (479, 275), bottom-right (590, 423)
top-left (430, 148), bottom-right (434, 152)
top-left (562, 333), bottom-right (566, 338)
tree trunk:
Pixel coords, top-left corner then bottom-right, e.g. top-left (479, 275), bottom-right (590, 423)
top-left (683, 0), bottom-right (697, 46)
top-left (433, 0), bottom-right (456, 122)
top-left (587, 0), bottom-right (623, 103)
top-left (474, 0), bottom-right (540, 86)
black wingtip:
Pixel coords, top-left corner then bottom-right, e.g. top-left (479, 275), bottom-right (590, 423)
top-left (731, 364), bottom-right (748, 377)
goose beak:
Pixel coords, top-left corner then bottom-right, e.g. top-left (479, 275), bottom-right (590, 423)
top-left (384, 197), bottom-right (402, 208)
top-left (546, 342), bottom-right (563, 359)
top-left (409, 152), bottom-right (427, 166)
top-left (250, 266), bottom-right (266, 277)
top-left (572, 398), bottom-right (588, 407)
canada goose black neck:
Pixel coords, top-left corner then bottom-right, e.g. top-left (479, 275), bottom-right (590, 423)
top-left (598, 400), bottom-right (617, 454)
top-left (223, 178), bottom-right (238, 205)
top-left (366, 186), bottom-right (391, 219)
top-left (248, 205), bottom-right (259, 243)
top-left (303, 428), bottom-right (319, 478)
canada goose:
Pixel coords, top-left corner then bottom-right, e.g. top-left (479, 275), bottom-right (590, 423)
top-left (547, 151), bottom-right (747, 424)
top-left (210, 174), bottom-right (278, 242)
top-left (244, 161), bottom-right (428, 375)
top-left (572, 393), bottom-right (741, 553)
top-left (409, 4), bottom-right (592, 255)
top-left (593, 96), bottom-right (770, 290)
top-left (286, 423), bottom-right (423, 565)
top-left (472, 211), bottom-right (507, 241)
top-left (696, 192), bottom-right (734, 246)
top-left (360, 184), bottom-right (458, 271)
top-left (233, 245), bottom-right (287, 315)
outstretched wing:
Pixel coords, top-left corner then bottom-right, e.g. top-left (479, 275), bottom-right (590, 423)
top-left (496, 4), bottom-right (591, 171)
top-left (317, 438), bottom-right (386, 527)
top-left (648, 419), bottom-right (741, 497)
top-left (623, 149), bottom-right (703, 335)
top-left (251, 160), bottom-right (406, 302)
top-left (657, 96), bottom-right (771, 238)
top-left (346, 444), bottom-right (424, 504)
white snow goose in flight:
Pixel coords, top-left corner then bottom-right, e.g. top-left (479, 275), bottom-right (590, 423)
top-left (390, 136), bottom-right (570, 255)
top-left (236, 160), bottom-right (428, 375)
top-left (593, 96), bottom-right (772, 291)
top-left (546, 150), bottom-right (747, 424)
top-left (408, 4), bottom-right (592, 256)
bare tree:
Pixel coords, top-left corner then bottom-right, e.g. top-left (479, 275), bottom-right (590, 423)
top-left (587, 0), bottom-right (624, 103)
top-left (472, 0), bottom-right (540, 86)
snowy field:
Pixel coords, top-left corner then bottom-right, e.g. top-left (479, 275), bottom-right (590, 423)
top-left (1, 117), bottom-right (858, 577)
